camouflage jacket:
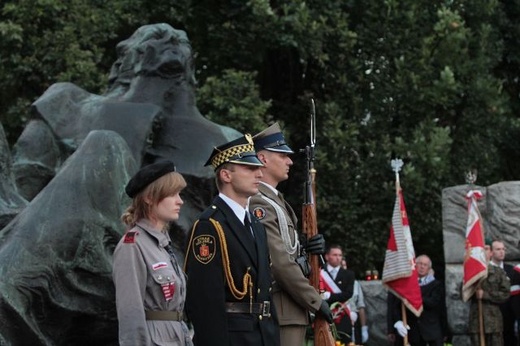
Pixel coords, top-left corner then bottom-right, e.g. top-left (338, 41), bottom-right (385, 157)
top-left (468, 264), bottom-right (511, 333)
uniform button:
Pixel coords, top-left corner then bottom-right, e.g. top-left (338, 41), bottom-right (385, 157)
top-left (167, 276), bottom-right (171, 281)
top-left (211, 205), bottom-right (216, 209)
top-left (257, 288), bottom-right (261, 294)
top-left (259, 315), bottom-right (263, 321)
top-left (269, 287), bottom-right (272, 292)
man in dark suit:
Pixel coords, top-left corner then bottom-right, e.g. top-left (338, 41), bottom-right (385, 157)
top-left (490, 240), bottom-right (519, 346)
top-left (184, 134), bottom-right (280, 346)
top-left (387, 255), bottom-right (445, 346)
top-left (321, 245), bottom-right (356, 344)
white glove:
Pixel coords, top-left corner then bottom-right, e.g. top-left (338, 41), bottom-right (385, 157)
top-left (361, 325), bottom-right (369, 343)
top-left (350, 311), bottom-right (358, 323)
top-left (320, 291), bottom-right (331, 300)
top-left (394, 320), bottom-right (409, 337)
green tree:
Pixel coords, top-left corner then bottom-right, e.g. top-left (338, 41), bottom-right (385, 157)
top-left (1, 0), bottom-right (519, 277)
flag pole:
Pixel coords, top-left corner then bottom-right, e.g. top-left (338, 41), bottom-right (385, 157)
top-left (477, 284), bottom-right (485, 346)
top-left (401, 302), bottom-right (410, 346)
top-left (465, 169), bottom-right (485, 346)
top-left (393, 158), bottom-right (402, 194)
top-left (393, 159), bottom-right (410, 346)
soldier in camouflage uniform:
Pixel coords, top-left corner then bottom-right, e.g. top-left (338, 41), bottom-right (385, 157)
top-left (468, 242), bottom-right (510, 346)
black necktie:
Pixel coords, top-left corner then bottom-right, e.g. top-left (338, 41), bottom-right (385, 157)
top-left (244, 214), bottom-right (254, 238)
top-left (164, 243), bottom-right (182, 277)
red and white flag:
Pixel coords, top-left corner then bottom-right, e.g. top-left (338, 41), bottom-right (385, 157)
top-left (462, 190), bottom-right (488, 302)
top-left (511, 264), bottom-right (520, 297)
top-left (382, 181), bottom-right (423, 317)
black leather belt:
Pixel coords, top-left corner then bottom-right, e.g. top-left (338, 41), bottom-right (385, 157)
top-left (145, 310), bottom-right (183, 321)
top-left (225, 301), bottom-right (271, 317)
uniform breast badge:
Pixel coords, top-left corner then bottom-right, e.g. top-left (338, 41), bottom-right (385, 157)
top-left (253, 207), bottom-right (266, 220)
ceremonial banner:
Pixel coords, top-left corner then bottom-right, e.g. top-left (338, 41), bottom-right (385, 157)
top-left (462, 190), bottom-right (488, 302)
top-left (382, 182), bottom-right (423, 317)
top-left (509, 263), bottom-right (520, 297)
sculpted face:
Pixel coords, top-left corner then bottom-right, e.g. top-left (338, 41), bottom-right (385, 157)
top-left (107, 23), bottom-right (196, 92)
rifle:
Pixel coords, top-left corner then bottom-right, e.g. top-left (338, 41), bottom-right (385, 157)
top-left (301, 99), bottom-right (336, 346)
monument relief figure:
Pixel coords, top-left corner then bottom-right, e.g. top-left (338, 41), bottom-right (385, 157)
top-left (12, 23), bottom-right (240, 230)
top-left (1, 24), bottom-right (240, 345)
top-left (0, 123), bottom-right (27, 229)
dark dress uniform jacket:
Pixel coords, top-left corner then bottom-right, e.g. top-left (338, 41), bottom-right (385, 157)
top-left (388, 279), bottom-right (445, 345)
top-left (324, 267), bottom-right (355, 305)
top-left (185, 196), bottom-right (280, 346)
top-left (500, 263), bottom-right (518, 345)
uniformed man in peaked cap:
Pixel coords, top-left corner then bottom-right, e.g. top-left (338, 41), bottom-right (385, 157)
top-left (249, 123), bottom-right (333, 346)
top-left (184, 134), bottom-right (280, 346)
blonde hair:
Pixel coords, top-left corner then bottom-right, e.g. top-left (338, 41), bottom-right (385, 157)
top-left (121, 171), bottom-right (186, 227)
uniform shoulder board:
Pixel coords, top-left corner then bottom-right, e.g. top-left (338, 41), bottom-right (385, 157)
top-left (123, 231), bottom-right (139, 243)
top-left (199, 205), bottom-right (218, 220)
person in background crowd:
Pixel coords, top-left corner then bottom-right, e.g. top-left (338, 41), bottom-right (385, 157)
top-left (490, 239), bottom-right (519, 346)
top-left (387, 255), bottom-right (446, 346)
top-left (321, 245), bottom-right (356, 345)
top-left (468, 239), bottom-right (510, 346)
top-left (340, 257), bottom-right (369, 345)
top-left (341, 258), bottom-right (348, 270)
top-left (113, 160), bottom-right (192, 346)
top-left (184, 134), bottom-right (280, 346)
top-left (249, 122), bottom-right (332, 346)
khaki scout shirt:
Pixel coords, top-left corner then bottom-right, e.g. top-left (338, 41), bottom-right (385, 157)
top-left (113, 219), bottom-right (192, 346)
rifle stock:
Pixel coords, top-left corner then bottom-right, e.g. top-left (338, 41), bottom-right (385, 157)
top-left (301, 101), bottom-right (335, 346)
top-left (302, 200), bottom-right (335, 346)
